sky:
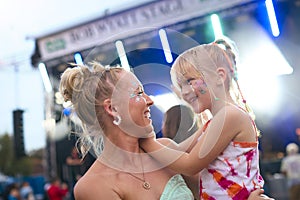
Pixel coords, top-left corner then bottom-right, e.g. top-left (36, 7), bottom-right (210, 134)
top-left (0, 0), bottom-right (152, 152)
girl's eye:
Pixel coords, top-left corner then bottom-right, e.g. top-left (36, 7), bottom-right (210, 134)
top-left (187, 78), bottom-right (195, 85)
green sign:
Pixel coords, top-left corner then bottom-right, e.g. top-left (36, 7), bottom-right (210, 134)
top-left (46, 38), bottom-right (66, 53)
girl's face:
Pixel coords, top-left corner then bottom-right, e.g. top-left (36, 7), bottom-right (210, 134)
top-left (177, 70), bottom-right (212, 114)
top-left (112, 71), bottom-right (154, 137)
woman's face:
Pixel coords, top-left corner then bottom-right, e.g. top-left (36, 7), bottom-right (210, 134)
top-left (111, 71), bottom-right (154, 137)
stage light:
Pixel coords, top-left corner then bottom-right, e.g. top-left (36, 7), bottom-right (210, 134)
top-left (227, 15), bottom-right (293, 117)
top-left (159, 29), bottom-right (173, 63)
top-left (38, 62), bottom-right (52, 93)
top-left (115, 40), bottom-right (130, 71)
top-left (150, 93), bottom-right (181, 113)
top-left (74, 52), bottom-right (83, 64)
top-left (230, 16), bottom-right (292, 76)
top-left (211, 14), bottom-right (223, 40)
top-left (265, 0), bottom-right (280, 37)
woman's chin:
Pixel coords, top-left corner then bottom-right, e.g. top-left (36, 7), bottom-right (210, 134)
top-left (120, 122), bottom-right (154, 138)
top-left (141, 123), bottom-right (155, 138)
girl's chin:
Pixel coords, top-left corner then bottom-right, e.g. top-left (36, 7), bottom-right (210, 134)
top-left (191, 104), bottom-right (206, 114)
top-left (191, 106), bottom-right (201, 114)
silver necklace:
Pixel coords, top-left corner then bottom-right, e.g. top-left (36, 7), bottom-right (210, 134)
top-left (126, 150), bottom-right (151, 190)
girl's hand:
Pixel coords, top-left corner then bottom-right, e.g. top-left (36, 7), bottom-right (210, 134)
top-left (248, 189), bottom-right (274, 200)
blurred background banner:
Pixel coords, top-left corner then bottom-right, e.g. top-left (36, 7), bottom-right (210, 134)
top-left (36, 0), bottom-right (253, 61)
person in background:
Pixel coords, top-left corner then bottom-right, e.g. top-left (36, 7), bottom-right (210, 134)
top-left (58, 62), bottom-right (270, 200)
top-left (140, 37), bottom-right (269, 199)
top-left (19, 182), bottom-right (34, 200)
top-left (162, 104), bottom-right (200, 143)
top-left (280, 142), bottom-right (300, 200)
top-left (46, 177), bottom-right (68, 200)
top-left (6, 183), bottom-right (21, 200)
top-left (66, 146), bottom-right (83, 200)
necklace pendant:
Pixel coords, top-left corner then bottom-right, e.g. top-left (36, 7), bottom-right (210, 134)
top-left (143, 181), bottom-right (151, 190)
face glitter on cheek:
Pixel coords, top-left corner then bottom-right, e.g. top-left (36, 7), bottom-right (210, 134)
top-left (194, 79), bottom-right (207, 94)
top-left (128, 82), bottom-right (145, 103)
top-left (135, 95), bottom-right (147, 103)
top-left (128, 88), bottom-right (136, 99)
top-left (194, 79), bottom-right (206, 87)
top-left (135, 96), bottom-right (140, 102)
top-left (200, 88), bottom-right (206, 94)
top-left (128, 82), bottom-right (138, 98)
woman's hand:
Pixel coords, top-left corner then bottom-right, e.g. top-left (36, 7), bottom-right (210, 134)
top-left (248, 189), bottom-right (274, 200)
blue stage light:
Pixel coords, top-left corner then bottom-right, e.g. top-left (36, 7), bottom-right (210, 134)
top-left (265, 0), bottom-right (280, 37)
top-left (74, 52), bottom-right (83, 64)
top-left (159, 29), bottom-right (173, 63)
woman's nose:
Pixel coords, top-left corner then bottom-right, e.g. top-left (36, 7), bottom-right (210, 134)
top-left (145, 94), bottom-right (154, 106)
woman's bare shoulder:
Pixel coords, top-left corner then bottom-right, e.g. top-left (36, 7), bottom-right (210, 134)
top-left (74, 163), bottom-right (121, 200)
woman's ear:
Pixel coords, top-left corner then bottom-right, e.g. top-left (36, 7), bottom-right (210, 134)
top-left (216, 67), bottom-right (227, 85)
top-left (103, 99), bottom-right (114, 116)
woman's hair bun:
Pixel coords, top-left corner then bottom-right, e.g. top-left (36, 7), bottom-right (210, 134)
top-left (60, 65), bottom-right (89, 103)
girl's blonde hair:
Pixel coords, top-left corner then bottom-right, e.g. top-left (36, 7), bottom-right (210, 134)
top-left (171, 37), bottom-right (255, 120)
top-left (59, 62), bottom-right (124, 157)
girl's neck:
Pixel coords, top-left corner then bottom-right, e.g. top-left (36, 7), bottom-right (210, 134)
top-left (211, 96), bottom-right (236, 116)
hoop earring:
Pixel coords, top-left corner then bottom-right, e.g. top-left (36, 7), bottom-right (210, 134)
top-left (113, 115), bottom-right (122, 126)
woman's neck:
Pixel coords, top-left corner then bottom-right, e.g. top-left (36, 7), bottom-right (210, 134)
top-left (98, 129), bottom-right (143, 170)
top-left (110, 130), bottom-right (140, 151)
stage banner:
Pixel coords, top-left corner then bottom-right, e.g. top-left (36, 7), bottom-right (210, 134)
top-left (37, 0), bottom-right (254, 61)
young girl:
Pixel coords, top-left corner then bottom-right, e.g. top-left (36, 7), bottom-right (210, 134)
top-left (140, 37), bottom-right (265, 200)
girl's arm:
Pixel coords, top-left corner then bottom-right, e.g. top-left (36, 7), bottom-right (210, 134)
top-left (177, 127), bottom-right (203, 152)
top-left (156, 110), bottom-right (208, 153)
top-left (140, 107), bottom-right (241, 176)
top-left (156, 127), bottom-right (203, 152)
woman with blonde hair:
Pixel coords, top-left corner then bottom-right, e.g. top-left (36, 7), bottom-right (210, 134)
top-left (59, 60), bottom-right (272, 199)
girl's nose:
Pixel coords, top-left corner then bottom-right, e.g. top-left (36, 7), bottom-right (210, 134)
top-left (181, 84), bottom-right (194, 97)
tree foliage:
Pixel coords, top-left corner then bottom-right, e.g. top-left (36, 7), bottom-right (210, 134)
top-left (0, 133), bottom-right (33, 176)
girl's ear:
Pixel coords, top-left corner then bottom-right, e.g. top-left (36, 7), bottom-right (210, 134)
top-left (216, 67), bottom-right (227, 85)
